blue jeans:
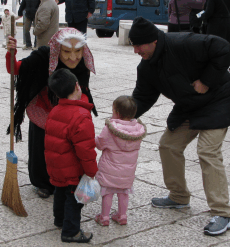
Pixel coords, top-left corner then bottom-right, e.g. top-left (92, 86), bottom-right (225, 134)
top-left (53, 185), bottom-right (84, 237)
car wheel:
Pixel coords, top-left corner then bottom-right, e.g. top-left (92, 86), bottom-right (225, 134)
top-left (96, 29), bottom-right (114, 38)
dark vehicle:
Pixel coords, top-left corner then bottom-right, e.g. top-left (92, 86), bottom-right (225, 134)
top-left (88, 0), bottom-right (169, 37)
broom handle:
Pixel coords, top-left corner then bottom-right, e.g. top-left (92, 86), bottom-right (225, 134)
top-left (10, 16), bottom-right (15, 152)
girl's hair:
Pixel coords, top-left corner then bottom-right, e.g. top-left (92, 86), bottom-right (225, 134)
top-left (113, 95), bottom-right (137, 120)
top-left (48, 68), bottom-right (78, 98)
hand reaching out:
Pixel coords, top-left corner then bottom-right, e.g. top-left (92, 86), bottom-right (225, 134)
top-left (192, 79), bottom-right (209, 94)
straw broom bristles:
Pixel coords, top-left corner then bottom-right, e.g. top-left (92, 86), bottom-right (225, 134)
top-left (2, 159), bottom-right (28, 217)
top-left (1, 16), bottom-right (28, 217)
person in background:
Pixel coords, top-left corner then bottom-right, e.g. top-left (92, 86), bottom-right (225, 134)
top-left (168, 0), bottom-right (206, 32)
top-left (57, 0), bottom-right (95, 34)
top-left (18, 0), bottom-right (40, 50)
top-left (95, 96), bottom-right (147, 226)
top-left (2, 8), bottom-right (21, 47)
top-left (45, 68), bottom-right (98, 243)
top-left (33, 0), bottom-right (59, 48)
top-left (5, 28), bottom-right (97, 199)
top-left (201, 0), bottom-right (230, 43)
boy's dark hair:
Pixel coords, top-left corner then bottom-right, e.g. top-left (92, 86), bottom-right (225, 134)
top-left (113, 95), bottom-right (137, 120)
top-left (48, 68), bottom-right (78, 98)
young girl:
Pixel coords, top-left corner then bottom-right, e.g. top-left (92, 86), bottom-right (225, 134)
top-left (95, 95), bottom-right (147, 226)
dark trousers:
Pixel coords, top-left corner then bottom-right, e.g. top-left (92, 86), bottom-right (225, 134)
top-left (54, 186), bottom-right (84, 237)
top-left (68, 19), bottom-right (88, 34)
top-left (168, 23), bottom-right (191, 32)
top-left (28, 121), bottom-right (55, 194)
top-left (24, 17), bottom-right (37, 47)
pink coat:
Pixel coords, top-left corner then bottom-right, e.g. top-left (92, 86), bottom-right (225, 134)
top-left (95, 118), bottom-right (147, 189)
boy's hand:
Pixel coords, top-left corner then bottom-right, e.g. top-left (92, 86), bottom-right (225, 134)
top-left (192, 79), bottom-right (209, 94)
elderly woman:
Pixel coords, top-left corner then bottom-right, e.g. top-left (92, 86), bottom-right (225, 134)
top-left (6, 28), bottom-right (97, 198)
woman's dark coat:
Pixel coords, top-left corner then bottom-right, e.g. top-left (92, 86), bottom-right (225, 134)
top-left (202, 0), bottom-right (230, 42)
top-left (132, 31), bottom-right (230, 131)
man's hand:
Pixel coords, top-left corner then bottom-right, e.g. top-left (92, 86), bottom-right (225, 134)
top-left (7, 36), bottom-right (17, 52)
top-left (192, 79), bottom-right (209, 94)
top-left (87, 12), bottom-right (92, 19)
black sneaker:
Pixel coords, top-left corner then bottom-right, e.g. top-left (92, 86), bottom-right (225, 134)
top-left (204, 216), bottom-right (230, 236)
top-left (61, 229), bottom-right (93, 243)
top-left (151, 196), bottom-right (190, 209)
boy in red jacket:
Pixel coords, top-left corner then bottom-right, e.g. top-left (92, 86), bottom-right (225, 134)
top-left (44, 68), bottom-right (98, 243)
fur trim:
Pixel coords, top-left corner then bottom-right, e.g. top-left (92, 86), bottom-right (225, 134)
top-left (56, 32), bottom-right (87, 48)
top-left (105, 118), bottom-right (147, 141)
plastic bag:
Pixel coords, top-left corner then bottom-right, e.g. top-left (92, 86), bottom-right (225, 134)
top-left (74, 174), bottom-right (101, 204)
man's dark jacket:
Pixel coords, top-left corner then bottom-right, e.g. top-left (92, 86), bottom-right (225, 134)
top-left (18, 0), bottom-right (40, 20)
top-left (132, 31), bottom-right (230, 131)
top-left (58, 0), bottom-right (95, 24)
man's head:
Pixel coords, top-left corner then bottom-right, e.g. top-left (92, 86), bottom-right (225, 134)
top-left (48, 68), bottom-right (81, 99)
top-left (129, 17), bottom-right (159, 60)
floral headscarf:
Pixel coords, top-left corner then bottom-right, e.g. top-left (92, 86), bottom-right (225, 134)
top-left (48, 28), bottom-right (96, 75)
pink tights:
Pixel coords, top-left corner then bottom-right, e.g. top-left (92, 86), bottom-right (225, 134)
top-left (101, 193), bottom-right (129, 217)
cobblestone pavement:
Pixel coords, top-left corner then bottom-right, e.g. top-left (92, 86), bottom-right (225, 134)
top-left (0, 27), bottom-right (230, 247)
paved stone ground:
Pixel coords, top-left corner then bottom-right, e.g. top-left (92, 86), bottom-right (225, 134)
top-left (0, 27), bottom-right (230, 247)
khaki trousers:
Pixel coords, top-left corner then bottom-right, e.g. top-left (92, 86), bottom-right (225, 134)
top-left (159, 121), bottom-right (230, 217)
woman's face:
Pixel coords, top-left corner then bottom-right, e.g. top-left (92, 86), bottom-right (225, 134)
top-left (59, 39), bottom-right (83, 69)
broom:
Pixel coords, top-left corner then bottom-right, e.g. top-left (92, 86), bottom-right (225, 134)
top-left (1, 16), bottom-right (28, 217)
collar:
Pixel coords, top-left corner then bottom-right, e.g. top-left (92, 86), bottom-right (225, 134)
top-left (58, 97), bottom-right (94, 112)
top-left (149, 30), bottom-right (166, 65)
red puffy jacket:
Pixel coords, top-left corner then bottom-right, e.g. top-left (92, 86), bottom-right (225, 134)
top-left (44, 96), bottom-right (98, 187)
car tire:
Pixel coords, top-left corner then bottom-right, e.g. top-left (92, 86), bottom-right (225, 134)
top-left (96, 29), bottom-right (114, 38)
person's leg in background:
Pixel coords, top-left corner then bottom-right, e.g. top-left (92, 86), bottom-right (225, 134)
top-left (23, 16), bottom-right (32, 49)
top-left (32, 18), bottom-right (37, 48)
top-left (198, 128), bottom-right (230, 236)
top-left (95, 193), bottom-right (113, 226)
top-left (68, 19), bottom-right (88, 34)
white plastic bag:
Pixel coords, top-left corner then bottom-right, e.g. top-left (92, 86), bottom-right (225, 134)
top-left (74, 174), bottom-right (101, 204)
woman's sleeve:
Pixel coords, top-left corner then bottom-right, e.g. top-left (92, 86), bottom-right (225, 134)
top-left (5, 50), bottom-right (22, 75)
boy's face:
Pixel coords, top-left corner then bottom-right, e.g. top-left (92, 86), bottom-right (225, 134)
top-left (4, 10), bottom-right (9, 16)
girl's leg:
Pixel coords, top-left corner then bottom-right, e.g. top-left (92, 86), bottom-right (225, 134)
top-left (111, 193), bottom-right (129, 225)
top-left (102, 193), bottom-right (114, 217)
top-left (95, 193), bottom-right (113, 226)
top-left (117, 193), bottom-right (129, 216)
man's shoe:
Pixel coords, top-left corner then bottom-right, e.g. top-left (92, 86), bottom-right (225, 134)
top-left (151, 196), bottom-right (190, 209)
top-left (22, 45), bottom-right (32, 50)
top-left (61, 229), bottom-right (93, 243)
top-left (204, 216), bottom-right (230, 236)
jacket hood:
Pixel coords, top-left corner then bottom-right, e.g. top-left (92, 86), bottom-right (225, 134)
top-left (105, 118), bottom-right (147, 151)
